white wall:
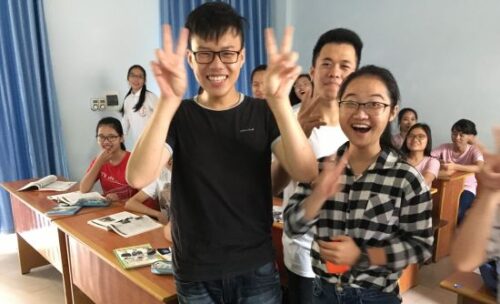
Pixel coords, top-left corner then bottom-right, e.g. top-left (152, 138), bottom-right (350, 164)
top-left (274, 0), bottom-right (500, 150)
top-left (45, 0), bottom-right (499, 180)
top-left (44, 0), bottom-right (159, 179)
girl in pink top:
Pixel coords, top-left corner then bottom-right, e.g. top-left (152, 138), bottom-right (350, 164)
top-left (431, 119), bottom-right (484, 224)
top-left (392, 108), bottom-right (418, 149)
top-left (402, 123), bottom-right (440, 186)
top-left (80, 117), bottom-right (137, 201)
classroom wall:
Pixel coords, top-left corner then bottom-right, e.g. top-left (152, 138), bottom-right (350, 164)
top-left (274, 0), bottom-right (500, 149)
top-left (44, 0), bottom-right (160, 180)
top-left (45, 0), bottom-right (499, 180)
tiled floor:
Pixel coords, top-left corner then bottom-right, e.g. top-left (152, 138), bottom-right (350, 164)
top-left (0, 234), bottom-right (64, 304)
top-left (0, 233), bottom-right (459, 303)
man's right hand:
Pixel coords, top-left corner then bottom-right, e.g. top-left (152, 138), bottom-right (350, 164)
top-left (297, 92), bottom-right (326, 137)
top-left (151, 25), bottom-right (189, 103)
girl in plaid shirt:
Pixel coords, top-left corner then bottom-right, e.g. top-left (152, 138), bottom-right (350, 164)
top-left (284, 65), bottom-right (434, 303)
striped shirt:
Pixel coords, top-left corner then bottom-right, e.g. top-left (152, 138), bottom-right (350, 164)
top-left (284, 144), bottom-right (434, 294)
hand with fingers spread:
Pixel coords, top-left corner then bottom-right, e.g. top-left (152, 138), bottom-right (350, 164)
top-left (297, 92), bottom-right (327, 137)
top-left (318, 235), bottom-right (361, 267)
top-left (152, 25), bottom-right (189, 102)
top-left (477, 127), bottom-right (500, 194)
top-left (311, 151), bottom-right (350, 201)
top-left (264, 27), bottom-right (302, 108)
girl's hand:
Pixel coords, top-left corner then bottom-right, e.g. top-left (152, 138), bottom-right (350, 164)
top-left (311, 150), bottom-right (350, 201)
top-left (152, 25), bottom-right (189, 101)
top-left (318, 235), bottom-right (361, 266)
top-left (264, 27), bottom-right (301, 108)
top-left (95, 149), bottom-right (113, 166)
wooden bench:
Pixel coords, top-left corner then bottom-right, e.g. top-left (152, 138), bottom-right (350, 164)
top-left (440, 271), bottom-right (496, 304)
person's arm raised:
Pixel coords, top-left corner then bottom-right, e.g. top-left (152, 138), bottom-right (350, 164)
top-left (127, 25), bottom-right (189, 189)
top-left (452, 128), bottom-right (500, 271)
top-left (265, 27), bottom-right (317, 183)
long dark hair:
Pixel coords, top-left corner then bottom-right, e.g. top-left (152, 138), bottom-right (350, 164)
top-left (289, 74), bottom-right (312, 106)
top-left (96, 117), bottom-right (126, 150)
top-left (338, 65), bottom-right (400, 151)
top-left (398, 107), bottom-right (418, 125)
top-left (120, 65), bottom-right (149, 115)
top-left (401, 123), bottom-right (433, 157)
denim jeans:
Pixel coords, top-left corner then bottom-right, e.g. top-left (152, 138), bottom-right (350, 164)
top-left (175, 262), bottom-right (282, 304)
top-left (458, 190), bottom-right (475, 225)
top-left (312, 277), bottom-right (401, 304)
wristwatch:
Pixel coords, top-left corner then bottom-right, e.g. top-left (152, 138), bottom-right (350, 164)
top-left (356, 246), bottom-right (371, 269)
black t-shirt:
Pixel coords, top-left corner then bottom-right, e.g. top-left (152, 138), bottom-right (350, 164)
top-left (167, 95), bottom-right (280, 281)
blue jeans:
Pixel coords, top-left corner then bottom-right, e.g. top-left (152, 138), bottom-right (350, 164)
top-left (312, 277), bottom-right (401, 304)
top-left (458, 190), bottom-right (475, 225)
top-left (175, 262), bottom-right (282, 304)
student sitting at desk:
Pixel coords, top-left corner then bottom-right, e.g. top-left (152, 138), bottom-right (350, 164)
top-left (401, 123), bottom-right (440, 187)
top-left (80, 117), bottom-right (137, 201)
top-left (432, 118), bottom-right (484, 224)
top-left (451, 127), bottom-right (500, 302)
top-left (125, 157), bottom-right (172, 224)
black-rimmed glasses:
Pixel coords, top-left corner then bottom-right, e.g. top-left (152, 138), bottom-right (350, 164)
top-left (96, 135), bottom-right (120, 142)
top-left (191, 50), bottom-right (241, 64)
top-left (338, 100), bottom-right (391, 115)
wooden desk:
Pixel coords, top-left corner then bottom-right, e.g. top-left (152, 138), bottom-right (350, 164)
top-left (0, 179), bottom-right (119, 304)
top-left (431, 172), bottom-right (472, 262)
top-left (55, 206), bottom-right (177, 304)
top-left (440, 271), bottom-right (496, 304)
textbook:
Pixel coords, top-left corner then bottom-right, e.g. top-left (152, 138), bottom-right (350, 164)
top-left (113, 243), bottom-right (164, 269)
top-left (45, 205), bottom-right (82, 216)
top-left (48, 191), bottom-right (106, 206)
top-left (88, 211), bottom-right (162, 238)
top-left (17, 175), bottom-right (76, 192)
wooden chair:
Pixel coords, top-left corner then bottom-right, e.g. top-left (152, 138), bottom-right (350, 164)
top-left (440, 271), bottom-right (496, 304)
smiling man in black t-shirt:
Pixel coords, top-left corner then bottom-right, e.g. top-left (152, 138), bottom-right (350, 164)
top-left (126, 2), bottom-right (316, 303)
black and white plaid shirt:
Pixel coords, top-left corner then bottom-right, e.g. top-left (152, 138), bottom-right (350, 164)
top-left (284, 143), bottom-right (433, 294)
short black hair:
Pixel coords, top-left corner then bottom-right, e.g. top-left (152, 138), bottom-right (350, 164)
top-left (185, 2), bottom-right (247, 49)
top-left (251, 64), bottom-right (267, 82)
top-left (398, 108), bottom-right (418, 125)
top-left (401, 123), bottom-right (433, 157)
top-left (452, 119), bottom-right (478, 135)
top-left (312, 28), bottom-right (363, 68)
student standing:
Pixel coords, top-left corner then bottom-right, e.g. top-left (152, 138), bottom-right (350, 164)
top-left (284, 66), bottom-right (433, 304)
top-left (120, 64), bottom-right (158, 145)
top-left (126, 2), bottom-right (316, 303)
top-left (80, 117), bottom-right (137, 201)
top-left (451, 127), bottom-right (500, 303)
top-left (432, 119), bottom-right (484, 224)
top-left (401, 123), bottom-right (440, 186)
top-left (275, 28), bottom-right (363, 304)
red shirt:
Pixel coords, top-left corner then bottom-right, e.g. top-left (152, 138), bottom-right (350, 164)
top-left (88, 151), bottom-right (137, 199)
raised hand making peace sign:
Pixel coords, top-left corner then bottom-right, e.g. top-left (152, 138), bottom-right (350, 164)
top-left (151, 25), bottom-right (189, 102)
top-left (264, 27), bottom-right (302, 108)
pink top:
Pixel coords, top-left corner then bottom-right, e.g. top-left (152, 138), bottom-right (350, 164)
top-left (392, 133), bottom-right (404, 149)
top-left (414, 156), bottom-right (440, 181)
top-left (431, 143), bottom-right (484, 194)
